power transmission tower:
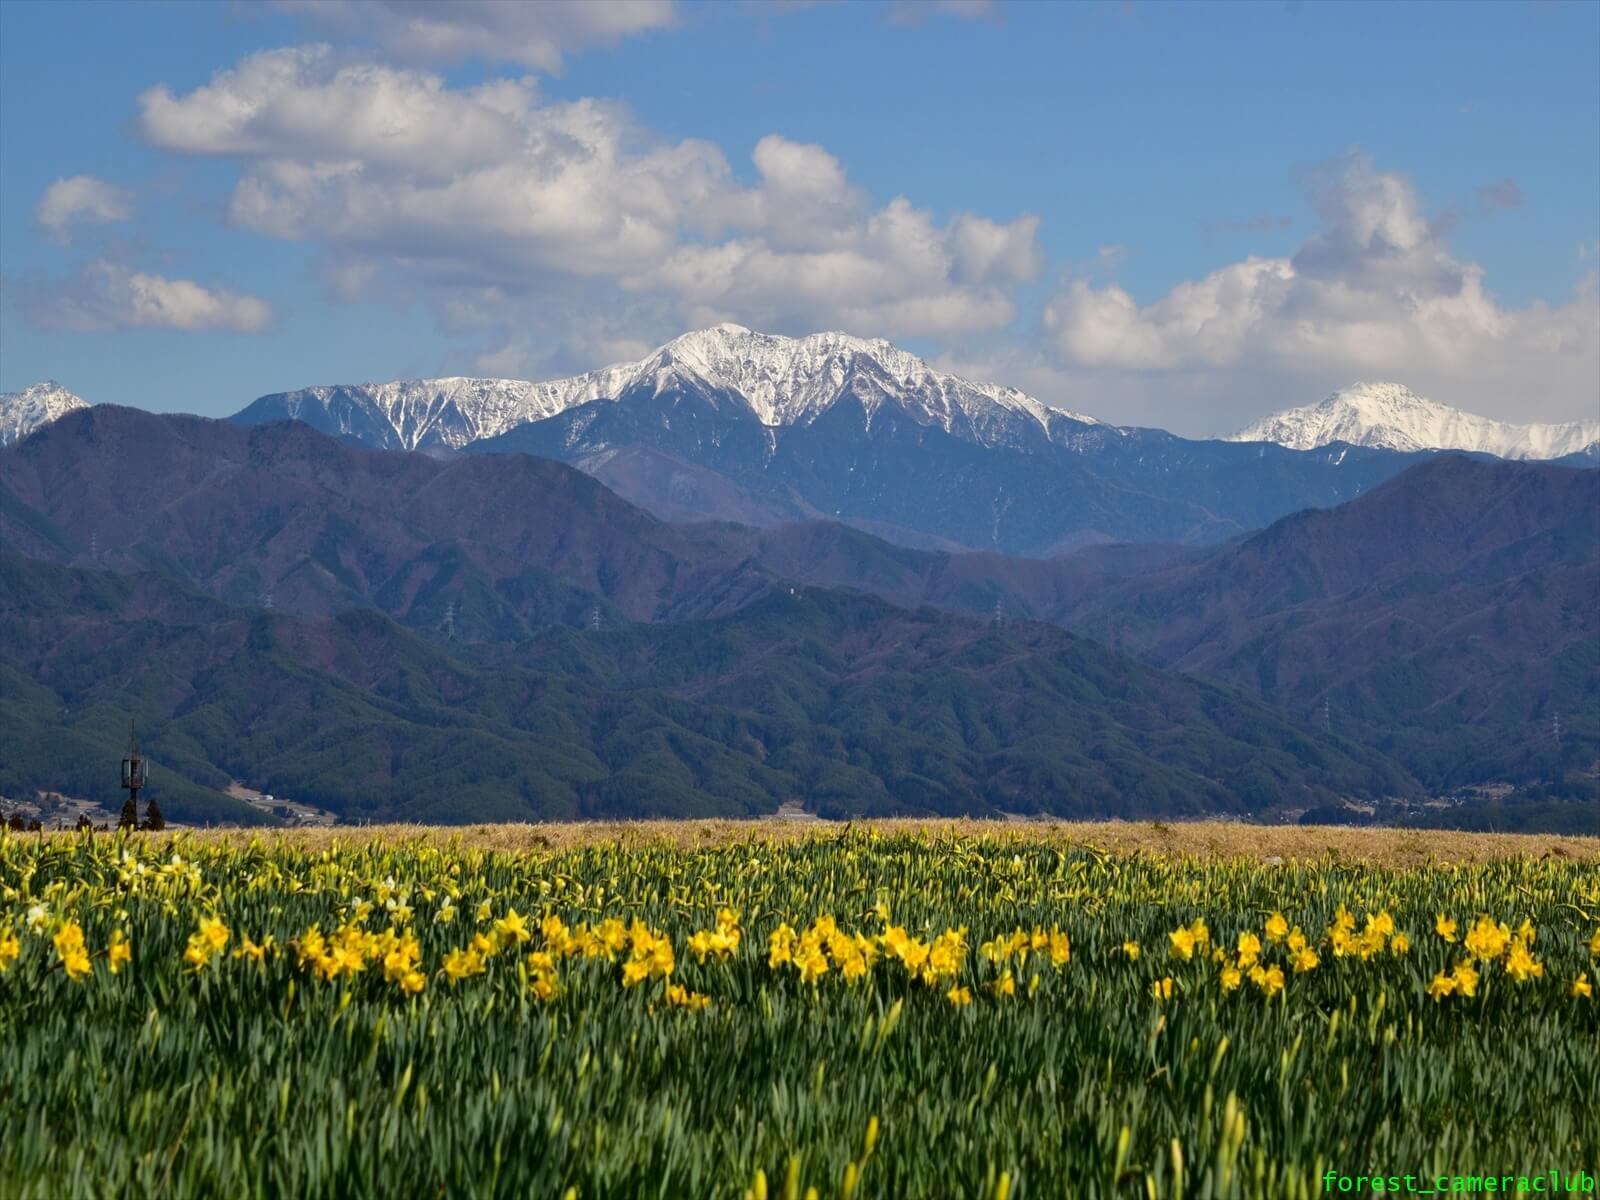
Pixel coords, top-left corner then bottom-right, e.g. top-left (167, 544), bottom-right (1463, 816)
top-left (1322, 697), bottom-right (1332, 735)
top-left (90, 531), bottom-right (98, 562)
top-left (992, 597), bottom-right (1004, 627)
top-left (260, 591), bottom-right (274, 610)
top-left (588, 605), bottom-right (602, 632)
top-left (443, 601), bottom-right (456, 641)
top-left (1552, 710), bottom-right (1562, 748)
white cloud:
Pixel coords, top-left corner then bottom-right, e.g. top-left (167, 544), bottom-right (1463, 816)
top-left (138, 46), bottom-right (533, 174)
top-left (134, 47), bottom-right (1041, 345)
top-left (21, 261), bottom-right (274, 333)
top-left (34, 175), bottom-right (132, 236)
top-left (951, 212), bottom-right (1043, 285)
top-left (1042, 152), bottom-right (1599, 427)
top-left (275, 0), bottom-right (676, 73)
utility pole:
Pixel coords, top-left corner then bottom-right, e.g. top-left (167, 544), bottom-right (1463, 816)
top-left (119, 723), bottom-right (147, 831)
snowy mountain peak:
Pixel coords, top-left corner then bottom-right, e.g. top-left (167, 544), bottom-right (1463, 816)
top-left (235, 327), bottom-right (1098, 452)
top-left (632, 325), bottom-right (1076, 432)
top-left (0, 381), bottom-right (90, 447)
top-left (1228, 382), bottom-right (1600, 461)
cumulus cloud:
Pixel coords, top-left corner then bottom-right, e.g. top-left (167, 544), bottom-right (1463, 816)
top-left (1042, 152), bottom-right (1598, 426)
top-left (21, 261), bottom-right (274, 333)
top-left (34, 175), bottom-right (132, 236)
top-left (138, 46), bottom-right (534, 174)
top-left (275, 0), bottom-right (676, 72)
top-left (134, 47), bottom-right (1040, 344)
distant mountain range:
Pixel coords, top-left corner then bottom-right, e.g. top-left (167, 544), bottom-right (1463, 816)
top-left (0, 406), bottom-right (774, 632)
top-left (234, 325), bottom-right (1087, 453)
top-left (2, 405), bottom-right (1593, 828)
top-left (223, 328), bottom-right (1592, 554)
top-left (7, 328), bottom-right (1594, 554)
top-left (0, 382), bottom-right (87, 447)
top-left (1229, 381), bottom-right (1600, 461)
top-left (3, 333), bottom-right (1594, 828)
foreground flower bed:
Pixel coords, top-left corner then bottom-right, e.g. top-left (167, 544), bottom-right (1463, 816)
top-left (1, 830), bottom-right (1596, 1198)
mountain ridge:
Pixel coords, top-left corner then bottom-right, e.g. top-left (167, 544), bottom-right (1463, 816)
top-left (1, 550), bottom-right (1418, 824)
top-left (1056, 455), bottom-right (1600, 790)
top-left (0, 381), bottom-right (89, 447)
top-left (229, 327), bottom-right (1555, 555)
top-left (1229, 382), bottom-right (1599, 460)
top-left (233, 324), bottom-right (1097, 454)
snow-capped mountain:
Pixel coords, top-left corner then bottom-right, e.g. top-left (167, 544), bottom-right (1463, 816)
top-left (0, 381), bottom-right (89, 447)
top-left (230, 326), bottom-right (1458, 554)
top-left (1229, 382), bottom-right (1599, 461)
top-left (234, 325), bottom-right (1096, 452)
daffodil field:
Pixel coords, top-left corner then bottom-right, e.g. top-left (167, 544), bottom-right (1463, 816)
top-left (1, 830), bottom-right (1597, 1199)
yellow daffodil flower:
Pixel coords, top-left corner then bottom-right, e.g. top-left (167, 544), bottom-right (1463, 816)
top-left (0, 930), bottom-right (19, 973)
top-left (1251, 965), bottom-right (1285, 997)
top-left (108, 930), bottom-right (132, 974)
top-left (1167, 927), bottom-right (1196, 961)
top-left (1236, 931), bottom-right (1261, 968)
top-left (1503, 942), bottom-right (1543, 983)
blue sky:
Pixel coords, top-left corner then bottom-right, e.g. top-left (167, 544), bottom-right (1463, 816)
top-left (2, 0), bottom-right (1596, 434)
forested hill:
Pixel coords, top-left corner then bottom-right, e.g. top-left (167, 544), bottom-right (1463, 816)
top-left (0, 552), bottom-right (1416, 824)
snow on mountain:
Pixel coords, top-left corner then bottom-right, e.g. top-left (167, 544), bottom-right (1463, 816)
top-left (235, 325), bottom-right (1096, 452)
top-left (0, 381), bottom-right (89, 447)
top-left (1229, 382), bottom-right (1600, 461)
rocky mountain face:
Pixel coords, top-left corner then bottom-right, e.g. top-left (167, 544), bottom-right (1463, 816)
top-left (470, 382), bottom-right (1432, 555)
top-left (1229, 382), bottom-right (1600, 460)
top-left (233, 327), bottom-right (1439, 555)
top-left (232, 325), bottom-right (1087, 453)
top-left (0, 382), bottom-right (89, 447)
